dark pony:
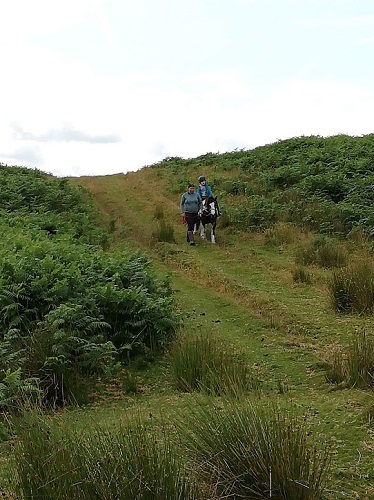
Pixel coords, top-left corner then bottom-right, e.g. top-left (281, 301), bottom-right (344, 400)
top-left (200, 196), bottom-right (218, 243)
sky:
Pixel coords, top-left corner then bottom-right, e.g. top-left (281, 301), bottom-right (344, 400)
top-left (1, 0), bottom-right (374, 177)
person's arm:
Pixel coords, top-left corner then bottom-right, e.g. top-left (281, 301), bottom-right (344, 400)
top-left (180, 194), bottom-right (186, 213)
top-left (197, 195), bottom-right (202, 212)
top-left (207, 185), bottom-right (213, 196)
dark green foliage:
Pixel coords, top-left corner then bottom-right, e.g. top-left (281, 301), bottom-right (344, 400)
top-left (0, 242), bottom-right (178, 404)
top-left (155, 134), bottom-right (374, 236)
top-left (0, 368), bottom-right (41, 410)
top-left (0, 165), bottom-right (178, 406)
top-left (243, 134), bottom-right (374, 234)
top-left (230, 196), bottom-right (281, 230)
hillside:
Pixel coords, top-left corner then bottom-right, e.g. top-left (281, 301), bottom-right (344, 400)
top-left (68, 135), bottom-right (374, 498)
top-left (1, 136), bottom-right (374, 498)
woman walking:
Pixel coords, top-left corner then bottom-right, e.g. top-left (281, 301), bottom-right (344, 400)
top-left (180, 183), bottom-right (202, 246)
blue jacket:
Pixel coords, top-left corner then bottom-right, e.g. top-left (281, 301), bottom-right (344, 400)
top-left (197, 183), bottom-right (213, 199)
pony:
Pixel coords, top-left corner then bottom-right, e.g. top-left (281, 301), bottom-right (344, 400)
top-left (200, 195), bottom-right (218, 243)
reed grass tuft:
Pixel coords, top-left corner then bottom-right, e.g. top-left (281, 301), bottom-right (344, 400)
top-left (330, 261), bottom-right (374, 314)
top-left (179, 399), bottom-right (331, 499)
top-left (169, 331), bottom-right (256, 397)
top-left (12, 410), bottom-right (200, 500)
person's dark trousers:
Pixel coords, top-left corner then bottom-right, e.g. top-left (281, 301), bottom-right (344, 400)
top-left (185, 212), bottom-right (199, 244)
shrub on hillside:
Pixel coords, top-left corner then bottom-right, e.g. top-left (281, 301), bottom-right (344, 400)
top-left (152, 220), bottom-right (176, 243)
top-left (230, 196), bottom-right (281, 231)
top-left (237, 135), bottom-right (374, 236)
top-left (0, 239), bottom-right (178, 404)
top-left (0, 165), bottom-right (179, 406)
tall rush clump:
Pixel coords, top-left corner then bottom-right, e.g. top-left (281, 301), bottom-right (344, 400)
top-left (179, 399), bottom-right (331, 500)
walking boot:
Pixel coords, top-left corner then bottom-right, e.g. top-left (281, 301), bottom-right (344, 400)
top-left (187, 231), bottom-right (195, 246)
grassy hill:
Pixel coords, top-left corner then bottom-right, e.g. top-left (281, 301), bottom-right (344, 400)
top-left (1, 136), bottom-right (374, 498)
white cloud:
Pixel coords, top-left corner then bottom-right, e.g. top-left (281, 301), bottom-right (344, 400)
top-left (1, 1), bottom-right (374, 176)
top-left (297, 15), bottom-right (374, 28)
top-left (0, 1), bottom-right (103, 41)
top-left (2, 57), bottom-right (374, 176)
top-left (258, 79), bottom-right (374, 143)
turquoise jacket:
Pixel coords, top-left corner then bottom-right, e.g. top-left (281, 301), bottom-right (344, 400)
top-left (198, 183), bottom-right (213, 199)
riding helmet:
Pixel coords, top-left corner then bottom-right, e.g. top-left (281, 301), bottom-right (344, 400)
top-left (198, 175), bottom-right (206, 183)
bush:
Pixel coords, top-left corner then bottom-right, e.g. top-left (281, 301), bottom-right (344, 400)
top-left (230, 196), bottom-right (281, 231)
top-left (179, 399), bottom-right (331, 499)
top-left (0, 368), bottom-right (41, 411)
top-left (0, 165), bottom-right (180, 408)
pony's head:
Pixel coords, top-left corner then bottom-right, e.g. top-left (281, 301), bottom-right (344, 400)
top-left (202, 196), bottom-right (217, 216)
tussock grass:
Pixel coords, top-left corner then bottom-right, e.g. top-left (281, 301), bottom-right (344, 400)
top-left (264, 222), bottom-right (300, 246)
top-left (325, 350), bottom-right (346, 385)
top-left (296, 235), bottom-right (347, 268)
top-left (330, 261), bottom-right (374, 314)
top-left (169, 331), bottom-right (256, 396)
top-left (325, 331), bottom-right (374, 388)
top-left (12, 410), bottom-right (200, 500)
top-left (179, 399), bottom-right (331, 499)
top-left (292, 265), bottom-right (312, 284)
top-left (152, 220), bottom-right (176, 243)
top-left (153, 204), bottom-right (165, 220)
top-left (346, 330), bottom-right (374, 388)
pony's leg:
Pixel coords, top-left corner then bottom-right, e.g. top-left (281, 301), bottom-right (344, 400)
top-left (211, 223), bottom-right (216, 244)
top-left (200, 223), bottom-right (206, 239)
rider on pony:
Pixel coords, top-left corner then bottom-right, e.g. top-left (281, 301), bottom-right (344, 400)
top-left (197, 176), bottom-right (221, 215)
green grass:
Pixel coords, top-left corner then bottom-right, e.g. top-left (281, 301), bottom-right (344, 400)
top-left (1, 160), bottom-right (374, 498)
